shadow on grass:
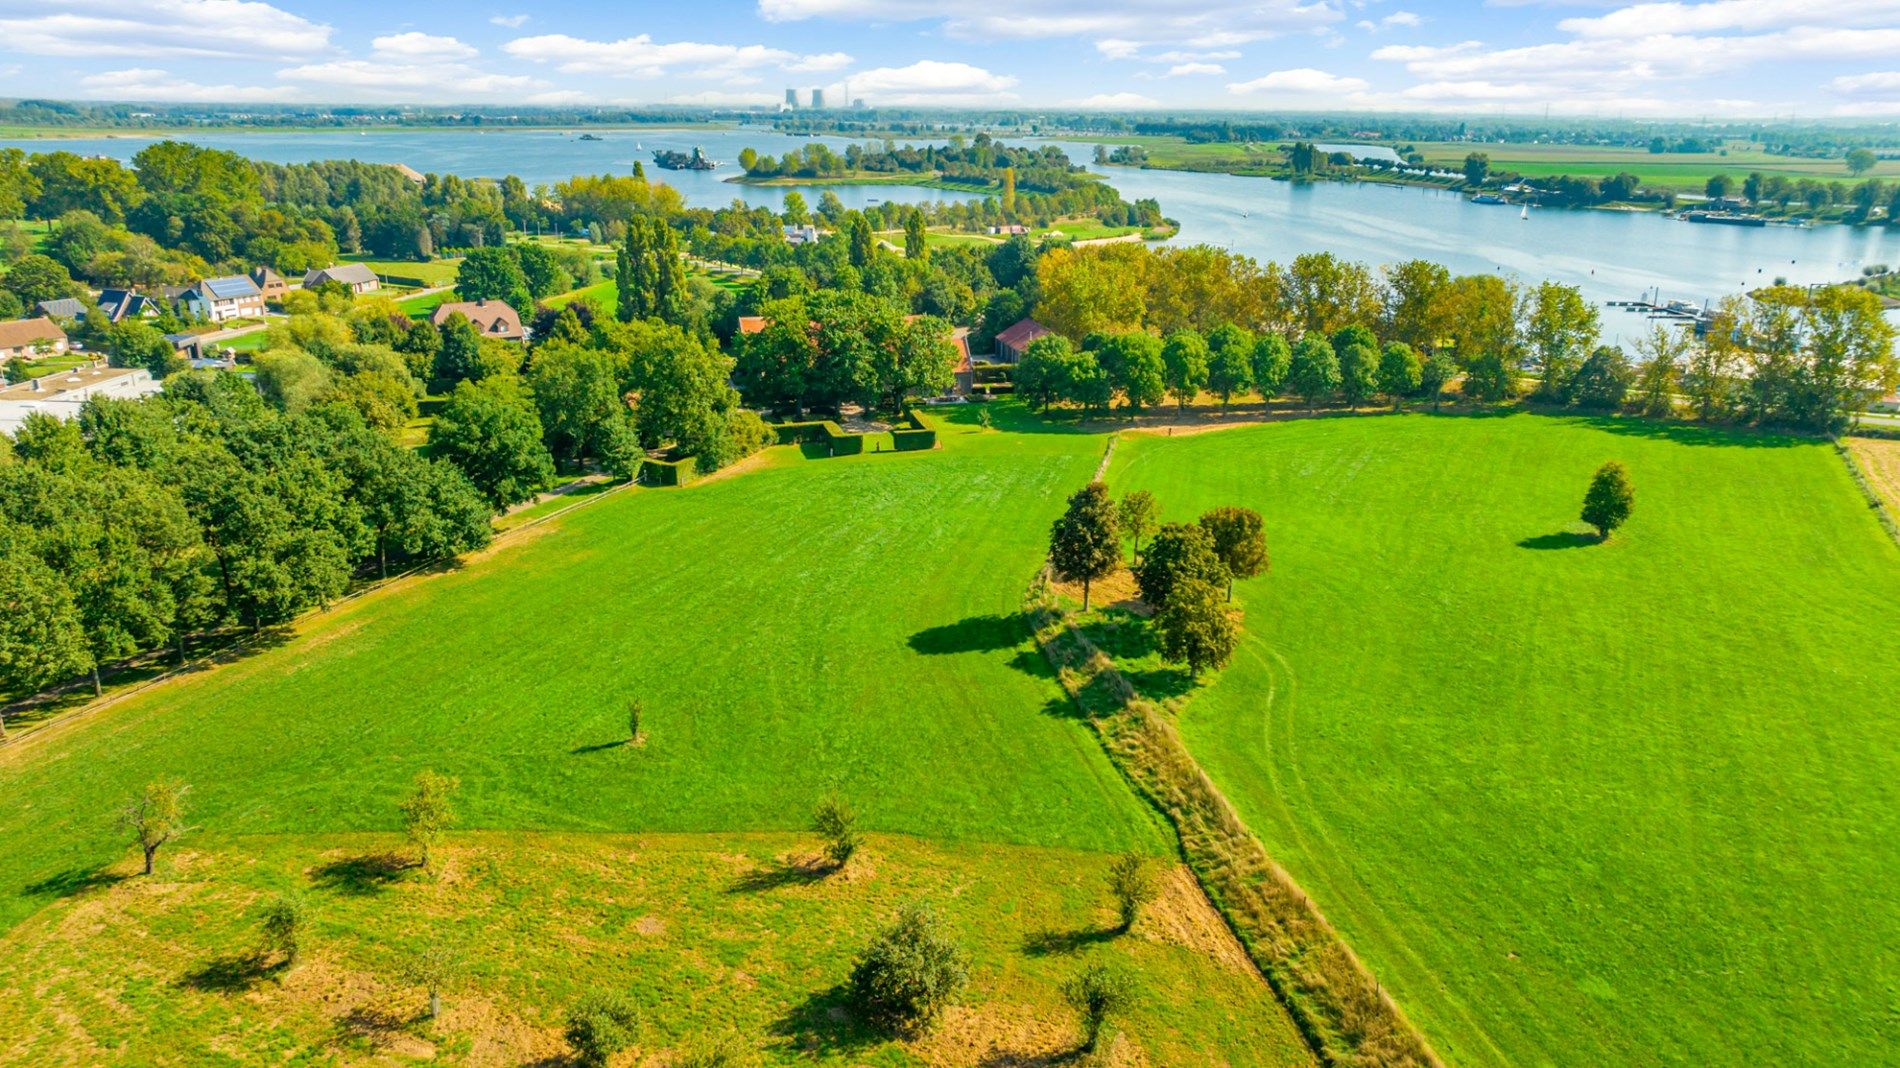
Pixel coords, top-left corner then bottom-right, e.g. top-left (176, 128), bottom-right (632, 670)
top-left (908, 613), bottom-right (1028, 655)
top-left (311, 852), bottom-right (415, 895)
top-left (1022, 924), bottom-right (1120, 957)
top-left (769, 985), bottom-right (884, 1057)
top-left (331, 1003), bottom-right (424, 1054)
top-left (22, 865), bottom-right (126, 901)
top-left (729, 855), bottom-right (838, 894)
top-left (570, 740), bottom-right (628, 755)
top-left (182, 951), bottom-right (284, 993)
top-left (1518, 531), bottom-right (1600, 551)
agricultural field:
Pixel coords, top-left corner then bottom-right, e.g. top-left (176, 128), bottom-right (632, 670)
top-left (1105, 413), bottom-right (1900, 1065)
top-left (1411, 140), bottom-right (1900, 192)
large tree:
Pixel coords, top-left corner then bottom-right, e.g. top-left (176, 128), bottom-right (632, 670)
top-left (1524, 282), bottom-right (1600, 401)
top-left (1048, 481), bottom-right (1121, 611)
top-left (1160, 329), bottom-right (1210, 411)
top-left (1197, 506), bottom-right (1268, 601)
top-left (1097, 332), bottom-right (1165, 412)
top-left (1581, 461), bottom-right (1635, 540)
top-left (1287, 333), bottom-right (1340, 409)
top-left (429, 378), bottom-right (556, 508)
top-left (1154, 577), bottom-right (1238, 678)
top-left (1132, 522), bottom-right (1228, 610)
top-left (1204, 323), bottom-right (1256, 409)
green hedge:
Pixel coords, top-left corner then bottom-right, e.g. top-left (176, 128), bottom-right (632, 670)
top-left (639, 455), bottom-right (698, 486)
top-left (892, 408), bottom-right (937, 451)
top-left (767, 409), bottom-right (936, 457)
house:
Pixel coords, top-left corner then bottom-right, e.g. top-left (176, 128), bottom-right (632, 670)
top-left (989, 224), bottom-right (1030, 236)
top-left (33, 297), bottom-right (87, 321)
top-left (1875, 391), bottom-right (1900, 413)
top-left (992, 317), bottom-right (1052, 363)
top-left (736, 316), bottom-right (769, 335)
top-left (250, 266), bottom-right (289, 301)
top-left (951, 327), bottom-right (974, 396)
top-left (431, 299), bottom-right (524, 342)
top-left (97, 289), bottom-right (162, 323)
top-left (179, 275), bottom-right (265, 323)
top-left (0, 317), bottom-right (70, 363)
top-left (783, 224), bottom-right (821, 245)
top-left (303, 263), bottom-right (381, 294)
top-left (0, 364), bottom-right (159, 435)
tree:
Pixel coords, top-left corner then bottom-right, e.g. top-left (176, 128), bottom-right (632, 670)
top-left (1463, 152), bottom-right (1491, 186)
top-left (1705, 174), bottom-right (1734, 200)
top-left (1154, 577), bottom-right (1238, 678)
top-left (1062, 962), bottom-right (1136, 1053)
top-left (1377, 341), bottom-right (1422, 406)
top-left (1846, 148), bottom-right (1877, 176)
top-left (2, 253), bottom-right (81, 307)
top-left (847, 211), bottom-right (875, 268)
top-left (530, 343), bottom-right (634, 470)
top-left (454, 247), bottom-right (531, 316)
top-left (400, 770), bottom-right (458, 871)
top-left (1581, 461), bottom-right (1634, 540)
top-left (1107, 851), bottom-right (1158, 933)
top-left (1287, 333), bottom-right (1340, 409)
top-left (260, 892), bottom-right (306, 968)
top-left (903, 208), bottom-right (928, 261)
top-left (1566, 346), bottom-right (1633, 410)
top-left (1251, 333), bottom-right (1292, 400)
top-left (848, 903), bottom-right (970, 1034)
top-left (565, 992), bottom-right (640, 1068)
top-left (1048, 482), bottom-right (1120, 611)
top-left (1097, 332), bottom-right (1165, 412)
top-left (1336, 338), bottom-right (1379, 410)
top-left (1524, 282), bottom-right (1599, 401)
top-left (813, 795), bottom-right (859, 870)
top-left (1160, 329), bottom-right (1210, 411)
top-left (1462, 353), bottom-right (1516, 402)
top-left (1132, 522), bottom-right (1228, 610)
top-left (120, 780), bottom-right (188, 876)
top-left (1197, 507), bottom-right (1268, 601)
top-left (1633, 325), bottom-right (1688, 418)
top-left (1016, 334), bottom-right (1077, 413)
top-left (0, 548), bottom-right (91, 723)
top-left (401, 944), bottom-right (461, 1021)
top-left (1204, 323), bottom-right (1255, 409)
top-left (429, 379), bottom-right (555, 508)
top-left (1117, 490), bottom-right (1158, 563)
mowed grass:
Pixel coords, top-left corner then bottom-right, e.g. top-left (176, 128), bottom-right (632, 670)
top-left (1107, 413), bottom-right (1900, 1065)
top-left (0, 426), bottom-right (1169, 936)
top-left (0, 832), bottom-right (1309, 1065)
top-left (1412, 140), bottom-right (1900, 191)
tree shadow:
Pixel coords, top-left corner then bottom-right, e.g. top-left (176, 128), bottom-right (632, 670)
top-left (331, 1003), bottom-right (420, 1053)
top-left (908, 613), bottom-right (1028, 656)
top-left (1021, 924), bottom-right (1120, 957)
top-left (22, 865), bottom-right (126, 901)
top-left (768, 984), bottom-right (884, 1057)
top-left (310, 852), bottom-right (415, 895)
top-left (1518, 531), bottom-right (1600, 551)
top-left (182, 951), bottom-right (284, 993)
top-left (569, 740), bottom-right (627, 755)
top-left (728, 855), bottom-right (837, 894)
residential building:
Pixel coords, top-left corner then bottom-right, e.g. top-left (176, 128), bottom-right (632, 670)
top-left (179, 275), bottom-right (265, 323)
top-left (33, 297), bottom-right (87, 320)
top-left (431, 299), bottom-right (525, 342)
top-left (0, 317), bottom-right (70, 363)
top-left (951, 327), bottom-right (974, 396)
top-left (989, 224), bottom-right (1030, 236)
top-left (304, 263), bottom-right (381, 294)
top-left (992, 317), bottom-right (1052, 363)
top-left (783, 224), bottom-right (821, 245)
top-left (250, 266), bottom-right (289, 301)
top-left (97, 289), bottom-right (163, 323)
top-left (0, 364), bottom-right (159, 434)
top-left (737, 316), bottom-right (769, 335)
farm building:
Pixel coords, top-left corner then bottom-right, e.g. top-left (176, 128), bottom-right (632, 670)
top-left (992, 317), bottom-right (1051, 363)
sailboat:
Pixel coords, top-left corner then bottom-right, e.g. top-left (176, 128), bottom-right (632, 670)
top-left (1520, 205), bottom-right (1529, 220)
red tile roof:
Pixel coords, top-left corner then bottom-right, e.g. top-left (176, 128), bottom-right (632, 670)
top-left (994, 317), bottom-right (1051, 351)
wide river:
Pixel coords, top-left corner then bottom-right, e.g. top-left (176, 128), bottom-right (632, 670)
top-left (8, 126), bottom-right (1896, 346)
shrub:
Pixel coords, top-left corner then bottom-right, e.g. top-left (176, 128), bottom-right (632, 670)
top-left (400, 770), bottom-right (459, 871)
top-left (259, 892), bottom-right (306, 967)
top-left (813, 795), bottom-right (859, 869)
top-left (675, 1033), bottom-right (756, 1067)
top-left (1581, 461), bottom-right (1635, 540)
top-left (847, 903), bottom-right (970, 1033)
top-left (565, 991), bottom-right (640, 1068)
top-left (1062, 961), bottom-right (1136, 1052)
top-left (1107, 851), bottom-right (1159, 933)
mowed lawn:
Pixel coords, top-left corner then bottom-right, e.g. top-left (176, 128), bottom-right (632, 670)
top-left (1108, 413), bottom-right (1900, 1065)
top-left (0, 426), bottom-right (1167, 935)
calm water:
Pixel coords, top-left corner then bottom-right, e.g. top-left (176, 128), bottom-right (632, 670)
top-left (8, 127), bottom-right (1895, 345)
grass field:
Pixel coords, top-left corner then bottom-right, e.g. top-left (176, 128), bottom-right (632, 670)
top-left (0, 831), bottom-right (1308, 1064)
top-left (340, 253), bottom-right (462, 287)
top-left (395, 288), bottom-right (456, 317)
top-left (0, 424), bottom-right (1171, 943)
top-left (1106, 413), bottom-right (1900, 1065)
top-left (1411, 140), bottom-right (1900, 192)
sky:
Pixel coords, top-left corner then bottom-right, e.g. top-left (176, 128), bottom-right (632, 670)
top-left (0, 0), bottom-right (1897, 119)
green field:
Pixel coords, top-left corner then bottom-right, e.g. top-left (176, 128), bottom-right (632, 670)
top-left (1411, 140), bottom-right (1900, 192)
top-left (394, 288), bottom-right (456, 317)
top-left (1106, 414), bottom-right (1900, 1065)
top-left (339, 253), bottom-right (462, 287)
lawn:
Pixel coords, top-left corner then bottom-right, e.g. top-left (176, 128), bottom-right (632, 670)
top-left (0, 832), bottom-right (1309, 1064)
top-left (1105, 413), bottom-right (1900, 1066)
top-left (340, 253), bottom-right (463, 288)
top-left (1411, 140), bottom-right (1900, 192)
top-left (0, 424), bottom-right (1170, 943)
top-left (395, 288), bottom-right (456, 317)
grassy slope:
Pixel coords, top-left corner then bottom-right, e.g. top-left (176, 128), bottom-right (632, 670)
top-left (0, 426), bottom-right (1169, 936)
top-left (0, 832), bottom-right (1310, 1065)
top-left (1107, 413), bottom-right (1900, 1065)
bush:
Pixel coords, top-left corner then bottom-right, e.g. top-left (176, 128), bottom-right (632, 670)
top-left (1581, 461), bottom-right (1635, 539)
top-left (639, 455), bottom-right (697, 487)
top-left (1107, 851), bottom-right (1158, 933)
top-left (848, 903), bottom-right (970, 1034)
top-left (1062, 961), bottom-right (1136, 1052)
top-left (259, 892), bottom-right (306, 967)
top-left (675, 1033), bottom-right (756, 1067)
top-left (565, 991), bottom-right (640, 1068)
top-left (813, 795), bottom-right (859, 869)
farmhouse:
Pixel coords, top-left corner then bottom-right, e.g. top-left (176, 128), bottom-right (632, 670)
top-left (304, 263), bottom-right (381, 294)
top-left (0, 364), bottom-right (159, 434)
top-left (250, 266), bottom-right (289, 301)
top-left (179, 275), bottom-right (265, 323)
top-left (0, 317), bottom-right (70, 363)
top-left (431, 299), bottom-right (524, 341)
top-left (993, 317), bottom-right (1051, 363)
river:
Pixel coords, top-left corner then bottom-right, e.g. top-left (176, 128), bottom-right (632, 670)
top-left (7, 126), bottom-right (1895, 346)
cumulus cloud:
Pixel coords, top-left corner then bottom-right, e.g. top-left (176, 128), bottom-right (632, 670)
top-left (1559, 0), bottom-right (1895, 39)
top-left (370, 32), bottom-right (478, 61)
top-left (1068, 92), bottom-right (1160, 108)
top-left (79, 67), bottom-right (300, 102)
top-left (1228, 67), bottom-right (1369, 95)
top-left (1831, 71), bottom-right (1900, 97)
top-left (278, 59), bottom-right (546, 95)
top-left (843, 60), bottom-right (1018, 105)
top-left (504, 33), bottom-right (838, 78)
top-left (1165, 62), bottom-right (1225, 77)
top-left (0, 0), bottom-right (329, 59)
top-left (489, 13), bottom-right (530, 28)
top-left (786, 51), bottom-right (854, 73)
top-left (758, 0), bottom-right (1339, 49)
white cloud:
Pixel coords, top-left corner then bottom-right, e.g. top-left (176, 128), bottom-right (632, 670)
top-left (278, 59), bottom-right (545, 96)
top-left (1165, 62), bottom-right (1225, 77)
top-left (1068, 92), bottom-right (1160, 108)
top-left (489, 13), bottom-right (530, 28)
top-left (370, 32), bottom-right (477, 61)
top-left (1831, 71), bottom-right (1900, 96)
top-left (1382, 11), bottom-right (1421, 28)
top-left (504, 33), bottom-right (838, 78)
top-left (0, 0), bottom-right (329, 59)
top-left (525, 89), bottom-right (593, 105)
top-left (786, 51), bottom-right (854, 73)
top-left (758, 0), bottom-right (1340, 49)
top-left (1559, 0), bottom-right (1894, 39)
top-left (79, 67), bottom-right (300, 103)
top-left (662, 89), bottom-right (780, 107)
top-left (844, 60), bottom-right (1018, 105)
top-left (1228, 67), bottom-right (1370, 94)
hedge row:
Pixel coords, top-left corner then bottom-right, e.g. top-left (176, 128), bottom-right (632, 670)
top-left (639, 455), bottom-right (698, 486)
top-left (892, 409), bottom-right (936, 452)
top-left (772, 410), bottom-right (938, 456)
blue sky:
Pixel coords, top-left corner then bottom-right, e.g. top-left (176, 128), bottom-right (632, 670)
top-left (1, 0), bottom-right (1896, 117)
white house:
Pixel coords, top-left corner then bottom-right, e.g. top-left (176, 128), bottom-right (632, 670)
top-left (0, 365), bottom-right (160, 435)
top-left (180, 275), bottom-right (265, 323)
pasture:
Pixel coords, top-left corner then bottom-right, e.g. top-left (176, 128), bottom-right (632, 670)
top-left (1410, 140), bottom-right (1900, 192)
top-left (1106, 413), bottom-right (1900, 1065)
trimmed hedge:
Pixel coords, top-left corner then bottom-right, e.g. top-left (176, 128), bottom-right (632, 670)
top-left (640, 455), bottom-right (698, 487)
top-left (892, 409), bottom-right (937, 451)
top-left (768, 409), bottom-right (936, 458)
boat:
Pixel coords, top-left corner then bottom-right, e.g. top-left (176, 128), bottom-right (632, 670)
top-left (652, 147), bottom-right (719, 171)
top-left (578, 133), bottom-right (603, 142)
top-left (1684, 211), bottom-right (1766, 227)
top-left (1520, 205), bottom-right (1529, 220)
top-left (1470, 193), bottom-right (1508, 205)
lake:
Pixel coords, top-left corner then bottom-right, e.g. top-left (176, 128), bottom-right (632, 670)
top-left (6, 126), bottom-right (1895, 346)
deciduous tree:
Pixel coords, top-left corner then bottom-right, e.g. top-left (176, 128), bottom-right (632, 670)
top-left (120, 780), bottom-right (189, 876)
top-left (1049, 482), bottom-right (1121, 611)
top-left (1154, 577), bottom-right (1238, 678)
top-left (1581, 461), bottom-right (1634, 540)
top-left (848, 903), bottom-right (970, 1034)
top-left (400, 770), bottom-right (459, 871)
top-left (1197, 506), bottom-right (1268, 600)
